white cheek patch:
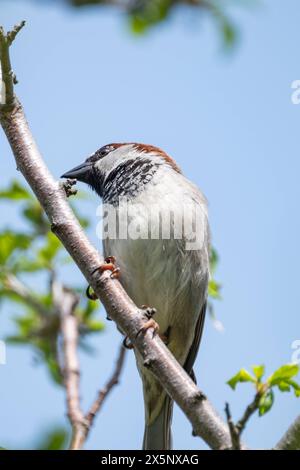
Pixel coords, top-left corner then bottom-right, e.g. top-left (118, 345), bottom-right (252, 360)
top-left (96, 144), bottom-right (137, 174)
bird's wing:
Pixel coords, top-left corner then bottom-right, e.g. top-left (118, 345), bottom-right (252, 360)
top-left (183, 301), bottom-right (207, 383)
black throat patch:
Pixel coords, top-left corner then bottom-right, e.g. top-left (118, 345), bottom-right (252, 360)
top-left (92, 158), bottom-right (160, 205)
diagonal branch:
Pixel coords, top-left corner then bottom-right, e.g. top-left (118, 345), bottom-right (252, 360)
top-left (0, 22), bottom-right (235, 451)
top-left (275, 415), bottom-right (300, 450)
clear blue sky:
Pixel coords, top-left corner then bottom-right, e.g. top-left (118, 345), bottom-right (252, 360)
top-left (1, 0), bottom-right (300, 450)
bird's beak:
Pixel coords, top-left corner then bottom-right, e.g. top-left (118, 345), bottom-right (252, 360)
top-left (61, 162), bottom-right (92, 182)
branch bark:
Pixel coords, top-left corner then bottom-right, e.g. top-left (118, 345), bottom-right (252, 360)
top-left (225, 393), bottom-right (260, 450)
top-left (52, 276), bottom-right (127, 449)
top-left (275, 415), bottom-right (300, 450)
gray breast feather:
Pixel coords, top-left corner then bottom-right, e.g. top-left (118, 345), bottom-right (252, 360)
top-left (103, 167), bottom-right (210, 366)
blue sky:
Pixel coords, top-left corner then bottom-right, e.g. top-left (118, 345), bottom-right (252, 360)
top-left (0, 0), bottom-right (300, 450)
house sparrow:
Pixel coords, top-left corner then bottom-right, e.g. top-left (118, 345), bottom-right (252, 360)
top-left (62, 143), bottom-right (210, 450)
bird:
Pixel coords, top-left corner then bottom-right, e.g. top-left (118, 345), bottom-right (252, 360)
top-left (61, 143), bottom-right (210, 450)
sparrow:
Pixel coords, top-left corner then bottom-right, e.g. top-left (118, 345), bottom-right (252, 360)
top-left (61, 143), bottom-right (210, 450)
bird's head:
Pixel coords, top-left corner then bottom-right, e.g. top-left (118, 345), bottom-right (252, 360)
top-left (61, 143), bottom-right (181, 203)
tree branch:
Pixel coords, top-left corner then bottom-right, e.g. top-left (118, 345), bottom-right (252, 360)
top-left (52, 276), bottom-right (127, 449)
top-left (225, 393), bottom-right (260, 450)
top-left (1, 22), bottom-right (235, 451)
top-left (3, 273), bottom-right (52, 318)
top-left (224, 403), bottom-right (241, 450)
top-left (0, 21), bottom-right (25, 109)
top-left (235, 393), bottom-right (260, 436)
top-left (85, 342), bottom-right (126, 428)
top-left (275, 415), bottom-right (300, 450)
top-left (52, 278), bottom-right (86, 449)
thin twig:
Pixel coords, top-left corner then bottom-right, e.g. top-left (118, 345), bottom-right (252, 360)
top-left (236, 393), bottom-right (261, 436)
top-left (224, 403), bottom-right (240, 450)
top-left (0, 21), bottom-right (25, 109)
top-left (225, 393), bottom-right (261, 450)
top-left (86, 343), bottom-right (126, 427)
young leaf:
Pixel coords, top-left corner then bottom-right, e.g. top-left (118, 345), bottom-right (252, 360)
top-left (252, 365), bottom-right (265, 381)
top-left (259, 389), bottom-right (274, 416)
top-left (267, 364), bottom-right (299, 386)
top-left (278, 381), bottom-right (291, 392)
top-left (227, 369), bottom-right (256, 390)
top-left (208, 279), bottom-right (222, 300)
top-left (286, 380), bottom-right (300, 398)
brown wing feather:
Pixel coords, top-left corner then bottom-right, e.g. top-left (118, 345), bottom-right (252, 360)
top-left (183, 302), bottom-right (207, 383)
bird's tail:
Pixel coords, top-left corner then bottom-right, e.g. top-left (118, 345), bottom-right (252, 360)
top-left (142, 395), bottom-right (173, 450)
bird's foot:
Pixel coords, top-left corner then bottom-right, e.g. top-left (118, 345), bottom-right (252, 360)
top-left (141, 305), bottom-right (157, 319)
top-left (123, 336), bottom-right (134, 350)
top-left (100, 256), bottom-right (120, 279)
top-left (122, 305), bottom-right (166, 350)
top-left (137, 305), bottom-right (159, 339)
top-left (137, 318), bottom-right (160, 338)
top-left (86, 256), bottom-right (120, 301)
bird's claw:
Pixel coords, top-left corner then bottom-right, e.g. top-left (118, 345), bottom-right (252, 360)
top-left (141, 305), bottom-right (157, 319)
top-left (136, 318), bottom-right (159, 339)
top-left (123, 336), bottom-right (134, 350)
top-left (86, 256), bottom-right (120, 301)
top-left (101, 256), bottom-right (121, 279)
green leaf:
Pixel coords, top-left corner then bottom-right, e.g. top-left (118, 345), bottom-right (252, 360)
top-left (278, 381), bottom-right (291, 392)
top-left (36, 427), bottom-right (68, 450)
top-left (81, 298), bottom-right (98, 320)
top-left (208, 279), bottom-right (222, 299)
top-left (227, 369), bottom-right (256, 390)
top-left (209, 248), bottom-right (219, 274)
top-left (85, 319), bottom-right (105, 332)
top-left (0, 231), bottom-right (32, 265)
top-left (0, 180), bottom-right (32, 200)
top-left (22, 203), bottom-right (49, 234)
top-left (259, 389), bottom-right (274, 416)
top-left (129, 0), bottom-right (171, 34)
top-left (221, 19), bottom-right (237, 48)
top-left (252, 365), bottom-right (265, 380)
top-left (37, 232), bottom-right (61, 266)
top-left (268, 364), bottom-right (300, 386)
top-left (288, 380), bottom-right (300, 398)
top-left (11, 256), bottom-right (47, 273)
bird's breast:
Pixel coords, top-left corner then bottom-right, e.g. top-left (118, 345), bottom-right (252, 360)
top-left (102, 168), bottom-right (209, 353)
